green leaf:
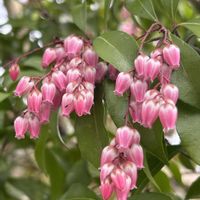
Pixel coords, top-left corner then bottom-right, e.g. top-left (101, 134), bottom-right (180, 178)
top-left (135, 146), bottom-right (180, 193)
top-left (94, 31), bottom-right (138, 72)
top-left (136, 120), bottom-right (168, 164)
top-left (126, 0), bottom-right (158, 21)
top-left (160, 0), bottom-right (179, 20)
top-left (179, 18), bottom-right (200, 37)
top-left (75, 86), bottom-right (109, 168)
top-left (186, 177), bottom-right (200, 199)
top-left (72, 2), bottom-right (87, 33)
top-left (22, 56), bottom-right (43, 71)
top-left (129, 192), bottom-right (172, 200)
top-left (104, 80), bottom-right (128, 127)
top-left (168, 161), bottom-right (182, 184)
top-left (171, 35), bottom-right (200, 108)
top-left (45, 149), bottom-right (66, 200)
top-left (59, 183), bottom-right (99, 200)
top-left (177, 102), bottom-right (200, 165)
top-left (154, 171), bottom-right (172, 193)
top-left (0, 92), bottom-right (10, 103)
top-left (143, 152), bottom-right (161, 191)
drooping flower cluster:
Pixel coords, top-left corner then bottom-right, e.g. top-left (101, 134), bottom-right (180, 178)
top-left (100, 126), bottom-right (143, 200)
top-left (114, 44), bottom-right (180, 134)
top-left (13, 35), bottom-right (108, 139)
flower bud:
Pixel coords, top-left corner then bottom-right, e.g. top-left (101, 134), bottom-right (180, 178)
top-left (100, 180), bottom-right (113, 200)
top-left (27, 90), bottom-right (42, 114)
top-left (150, 48), bottom-right (163, 62)
top-left (83, 90), bottom-right (94, 114)
top-left (14, 76), bottom-right (34, 97)
top-left (159, 100), bottom-right (177, 133)
top-left (101, 146), bottom-right (118, 166)
top-left (141, 99), bottom-right (159, 128)
top-left (114, 72), bottom-right (132, 96)
top-left (74, 94), bottom-right (86, 116)
top-left (61, 93), bottom-right (74, 117)
top-left (116, 126), bottom-right (135, 150)
top-left (134, 55), bottom-right (149, 78)
top-left (41, 82), bottom-right (56, 104)
top-left (144, 58), bottom-right (161, 81)
top-left (9, 63), bottom-right (20, 81)
top-left (28, 115), bottom-right (40, 139)
top-left (129, 101), bottom-right (142, 124)
top-left (95, 62), bottom-right (108, 83)
top-left (39, 103), bottom-right (51, 123)
top-left (55, 46), bottom-right (66, 62)
top-left (108, 64), bottom-right (118, 80)
top-left (144, 89), bottom-right (160, 101)
top-left (130, 79), bottom-right (148, 102)
top-left (64, 35), bottom-right (83, 58)
top-left (66, 68), bottom-right (81, 84)
top-left (159, 64), bottom-right (172, 84)
top-left (100, 163), bottom-right (115, 181)
top-left (84, 66), bottom-right (96, 84)
top-left (163, 44), bottom-right (180, 69)
top-left (128, 144), bottom-right (144, 169)
top-left (83, 48), bottom-right (99, 67)
top-left (42, 48), bottom-right (57, 68)
top-left (52, 71), bottom-right (67, 91)
top-left (161, 84), bottom-right (179, 104)
top-left (14, 116), bottom-right (28, 139)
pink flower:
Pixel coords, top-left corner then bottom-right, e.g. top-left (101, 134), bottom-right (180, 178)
top-left (74, 94), bottom-right (86, 116)
top-left (28, 115), bottom-right (41, 139)
top-left (134, 55), bottom-right (149, 78)
top-left (100, 163), bottom-right (115, 181)
top-left (9, 63), bottom-right (20, 81)
top-left (144, 89), bottom-right (160, 101)
top-left (144, 58), bottom-right (161, 81)
top-left (141, 99), bottom-right (159, 128)
top-left (159, 63), bottom-right (172, 84)
top-left (64, 36), bottom-right (83, 58)
top-left (130, 79), bottom-right (148, 102)
top-left (108, 64), bottom-right (118, 80)
top-left (128, 144), bottom-right (144, 169)
top-left (42, 48), bottom-right (57, 68)
top-left (41, 82), bottom-right (56, 104)
top-left (83, 90), bottom-right (94, 114)
top-left (150, 48), bottom-right (163, 62)
top-left (116, 126), bottom-right (135, 150)
top-left (61, 93), bottom-right (74, 117)
top-left (100, 180), bottom-right (113, 200)
top-left (55, 46), bottom-right (66, 62)
top-left (95, 62), bottom-right (108, 83)
top-left (39, 103), bottom-right (51, 123)
top-left (129, 101), bottom-right (142, 124)
top-left (27, 90), bottom-right (42, 114)
top-left (52, 71), bottom-right (67, 91)
top-left (14, 116), bottom-right (28, 139)
top-left (83, 48), bottom-right (99, 67)
top-left (14, 76), bottom-right (34, 97)
top-left (66, 68), bottom-right (81, 84)
top-left (163, 44), bottom-right (180, 69)
top-left (101, 146), bottom-right (118, 166)
top-left (161, 84), bottom-right (179, 104)
top-left (114, 72), bottom-right (132, 96)
top-left (84, 66), bottom-right (96, 84)
top-left (159, 100), bottom-right (177, 133)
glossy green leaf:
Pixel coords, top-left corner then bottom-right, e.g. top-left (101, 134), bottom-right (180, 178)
top-left (160, 0), bottom-right (179, 20)
top-left (126, 0), bottom-right (158, 21)
top-left (129, 192), bottom-right (172, 200)
top-left (59, 183), bottom-right (99, 200)
top-left (135, 146), bottom-right (180, 193)
top-left (75, 86), bottom-right (109, 168)
top-left (171, 35), bottom-right (200, 108)
top-left (177, 102), bottom-right (200, 164)
top-left (154, 171), bottom-right (172, 192)
top-left (136, 120), bottom-right (168, 164)
top-left (104, 80), bottom-right (128, 127)
top-left (179, 18), bottom-right (200, 37)
top-left (45, 149), bottom-right (65, 200)
top-left (143, 152), bottom-right (161, 191)
top-left (94, 31), bottom-right (138, 72)
top-left (72, 2), bottom-right (87, 33)
top-left (186, 177), bottom-right (200, 199)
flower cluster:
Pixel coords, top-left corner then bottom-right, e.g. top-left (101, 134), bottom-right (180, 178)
top-left (100, 126), bottom-right (143, 200)
top-left (114, 44), bottom-right (180, 133)
top-left (13, 35), bottom-right (108, 139)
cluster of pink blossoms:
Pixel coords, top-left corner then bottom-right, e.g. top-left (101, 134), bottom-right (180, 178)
top-left (100, 43), bottom-right (181, 200)
top-left (100, 126), bottom-right (143, 200)
top-left (13, 35), bottom-right (108, 139)
top-left (115, 44), bottom-right (180, 133)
